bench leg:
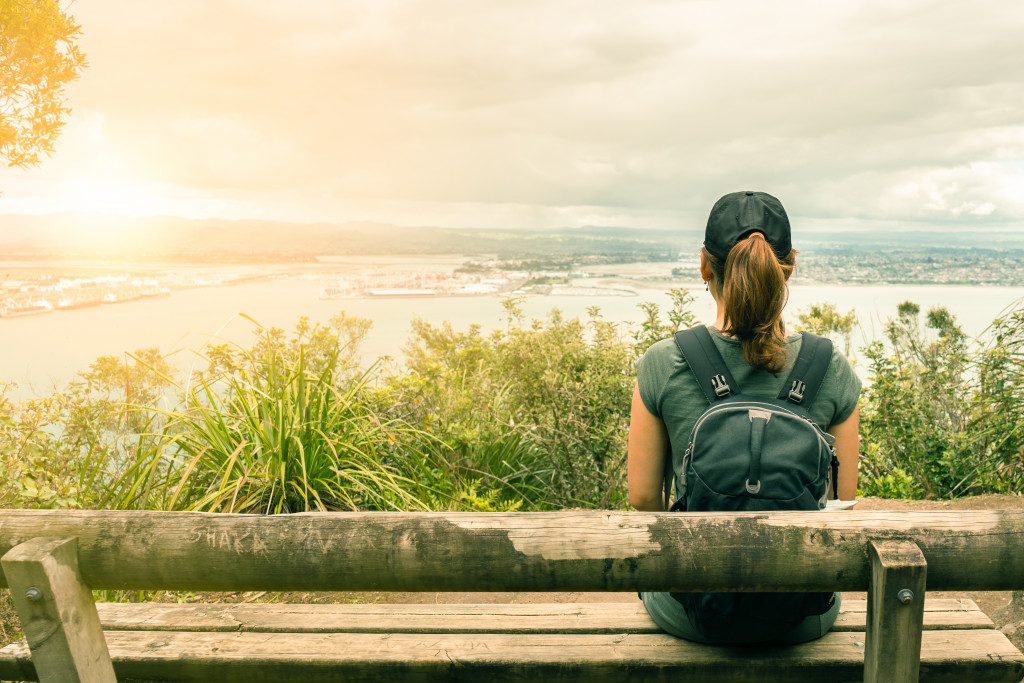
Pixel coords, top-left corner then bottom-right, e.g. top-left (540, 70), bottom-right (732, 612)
top-left (1, 537), bottom-right (116, 683)
top-left (864, 540), bottom-right (927, 683)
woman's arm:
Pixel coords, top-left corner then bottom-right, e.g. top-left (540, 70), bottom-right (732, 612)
top-left (627, 381), bottom-right (671, 511)
top-left (827, 405), bottom-right (860, 501)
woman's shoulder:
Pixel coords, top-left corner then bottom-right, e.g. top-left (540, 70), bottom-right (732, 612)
top-left (643, 336), bottom-right (679, 357)
top-left (818, 339), bottom-right (862, 423)
top-left (636, 334), bottom-right (703, 419)
top-left (638, 336), bottom-right (685, 373)
top-left (826, 343), bottom-right (860, 390)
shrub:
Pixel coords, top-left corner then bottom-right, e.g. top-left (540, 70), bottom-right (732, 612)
top-left (0, 348), bottom-right (175, 510)
top-left (388, 301), bottom-right (633, 508)
top-left (385, 291), bottom-right (697, 509)
top-left (860, 300), bottom-right (1024, 498)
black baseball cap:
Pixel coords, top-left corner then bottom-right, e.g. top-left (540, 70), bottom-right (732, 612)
top-left (704, 191), bottom-right (792, 261)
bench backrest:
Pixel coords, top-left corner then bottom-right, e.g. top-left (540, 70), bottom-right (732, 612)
top-left (1, 509), bottom-right (1022, 593)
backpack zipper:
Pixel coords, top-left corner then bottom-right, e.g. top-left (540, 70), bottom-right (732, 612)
top-left (688, 402), bottom-right (833, 453)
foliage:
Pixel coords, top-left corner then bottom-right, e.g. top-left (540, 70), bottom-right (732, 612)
top-left (0, 0), bottom-right (87, 168)
top-left (384, 290), bottom-right (696, 509)
top-left (859, 301), bottom-right (1024, 498)
top-left (0, 385), bottom-right (80, 508)
top-left (0, 348), bottom-right (174, 510)
top-left (3, 292), bottom-right (1021, 515)
top-left (203, 314), bottom-right (372, 380)
top-left (100, 316), bottom-right (452, 513)
top-left (387, 301), bottom-right (630, 508)
top-left (795, 301), bottom-right (857, 356)
top-left (973, 306), bottom-right (1024, 491)
top-left (66, 347), bottom-right (176, 447)
top-left (524, 276), bottom-right (569, 286)
top-left (634, 288), bottom-right (698, 356)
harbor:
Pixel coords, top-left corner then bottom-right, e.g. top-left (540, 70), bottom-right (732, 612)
top-left (0, 270), bottom-right (271, 318)
top-left (1, 275), bottom-right (170, 318)
top-left (1, 261), bottom-right (645, 321)
top-left (318, 270), bottom-right (528, 299)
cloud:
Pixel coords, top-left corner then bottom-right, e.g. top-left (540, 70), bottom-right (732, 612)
top-left (4, 0), bottom-right (1024, 229)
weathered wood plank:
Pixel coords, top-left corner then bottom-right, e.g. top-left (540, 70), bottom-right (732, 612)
top-left (1, 510), bottom-right (1022, 592)
top-left (1, 629), bottom-right (1021, 682)
top-left (88, 598), bottom-right (994, 634)
top-left (1, 537), bottom-right (116, 683)
top-left (92, 602), bottom-right (662, 634)
top-left (864, 541), bottom-right (927, 683)
top-left (836, 598), bottom-right (992, 630)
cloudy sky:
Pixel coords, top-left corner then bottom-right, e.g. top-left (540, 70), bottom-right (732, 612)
top-left (2, 0), bottom-right (1024, 233)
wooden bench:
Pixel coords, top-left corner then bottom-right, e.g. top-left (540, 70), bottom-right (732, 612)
top-left (0, 509), bottom-right (1022, 682)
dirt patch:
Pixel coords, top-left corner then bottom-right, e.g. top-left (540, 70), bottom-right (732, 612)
top-left (0, 592), bottom-right (17, 647)
top-left (855, 493), bottom-right (1024, 511)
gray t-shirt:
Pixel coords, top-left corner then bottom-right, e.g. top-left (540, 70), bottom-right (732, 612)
top-left (636, 327), bottom-right (861, 498)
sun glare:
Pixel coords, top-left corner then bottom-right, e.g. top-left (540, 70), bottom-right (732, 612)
top-left (52, 179), bottom-right (174, 217)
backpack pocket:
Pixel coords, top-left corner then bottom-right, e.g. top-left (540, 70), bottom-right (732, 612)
top-left (684, 400), bottom-right (833, 510)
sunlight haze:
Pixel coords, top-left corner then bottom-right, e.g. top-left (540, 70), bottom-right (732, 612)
top-left (2, 0), bottom-right (1023, 233)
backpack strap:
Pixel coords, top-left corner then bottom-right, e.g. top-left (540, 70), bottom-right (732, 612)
top-left (778, 331), bottom-right (833, 408)
top-left (666, 324), bottom-right (737, 511)
top-left (780, 332), bottom-right (840, 499)
top-left (673, 325), bottom-right (739, 404)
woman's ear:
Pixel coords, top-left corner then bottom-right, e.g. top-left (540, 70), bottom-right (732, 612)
top-left (699, 250), bottom-right (714, 284)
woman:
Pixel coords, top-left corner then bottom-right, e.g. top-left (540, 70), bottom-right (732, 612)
top-left (627, 190), bottom-right (861, 644)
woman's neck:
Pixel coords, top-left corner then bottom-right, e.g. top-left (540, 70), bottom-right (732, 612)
top-left (712, 297), bottom-right (727, 331)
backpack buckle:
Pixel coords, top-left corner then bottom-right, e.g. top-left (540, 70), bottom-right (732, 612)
top-left (711, 374), bottom-right (731, 398)
top-left (788, 380), bottom-right (806, 403)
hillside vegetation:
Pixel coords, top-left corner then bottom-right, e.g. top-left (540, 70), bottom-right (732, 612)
top-left (1, 294), bottom-right (1022, 513)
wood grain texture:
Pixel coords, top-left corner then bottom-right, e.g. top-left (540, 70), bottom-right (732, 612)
top-left (835, 598), bottom-right (992, 630)
top-left (88, 598), bottom-right (993, 634)
top-left (0, 629), bottom-right (1021, 682)
top-left (0, 537), bottom-right (116, 683)
top-left (1, 510), bottom-right (1023, 592)
top-left (864, 541), bottom-right (927, 683)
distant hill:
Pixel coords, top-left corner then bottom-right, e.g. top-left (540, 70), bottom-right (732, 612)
top-left (0, 213), bottom-right (689, 262)
top-left (1, 212), bottom-right (1020, 263)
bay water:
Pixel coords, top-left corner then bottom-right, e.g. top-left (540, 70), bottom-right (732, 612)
top-left (2, 261), bottom-right (1023, 399)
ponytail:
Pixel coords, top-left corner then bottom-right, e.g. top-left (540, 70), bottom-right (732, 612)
top-left (703, 234), bottom-right (797, 375)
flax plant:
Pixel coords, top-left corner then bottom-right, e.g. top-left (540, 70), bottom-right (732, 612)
top-left (104, 320), bottom-right (448, 512)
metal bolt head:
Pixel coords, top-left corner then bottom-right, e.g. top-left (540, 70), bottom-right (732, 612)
top-left (24, 587), bottom-right (42, 602)
top-left (897, 588), bottom-right (914, 605)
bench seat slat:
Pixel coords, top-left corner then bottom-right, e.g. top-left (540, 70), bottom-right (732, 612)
top-left (88, 598), bottom-right (994, 634)
top-left (93, 602), bottom-right (661, 634)
top-left (0, 629), bottom-right (1021, 683)
top-left (836, 598), bottom-right (994, 630)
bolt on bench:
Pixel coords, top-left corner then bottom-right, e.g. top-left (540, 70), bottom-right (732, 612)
top-left (0, 509), bottom-right (1022, 682)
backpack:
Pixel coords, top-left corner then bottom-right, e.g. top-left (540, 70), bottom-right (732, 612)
top-left (666, 324), bottom-right (839, 641)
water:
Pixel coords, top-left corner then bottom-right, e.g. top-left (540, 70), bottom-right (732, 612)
top-left (2, 268), bottom-right (1023, 399)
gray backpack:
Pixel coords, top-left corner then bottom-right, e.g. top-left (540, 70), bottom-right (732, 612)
top-left (666, 324), bottom-right (839, 640)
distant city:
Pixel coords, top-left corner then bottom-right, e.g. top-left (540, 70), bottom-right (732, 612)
top-left (4, 247), bottom-right (1023, 319)
top-left (679, 249), bottom-right (1024, 287)
top-left (2, 214), bottom-right (1023, 318)
top-left (795, 249), bottom-right (1024, 286)
top-left (504, 248), bottom-right (1024, 288)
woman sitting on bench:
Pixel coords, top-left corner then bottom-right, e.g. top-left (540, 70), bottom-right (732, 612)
top-left (627, 190), bottom-right (862, 644)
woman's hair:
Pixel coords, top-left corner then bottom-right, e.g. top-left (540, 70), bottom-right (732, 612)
top-left (703, 233), bottom-right (797, 375)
